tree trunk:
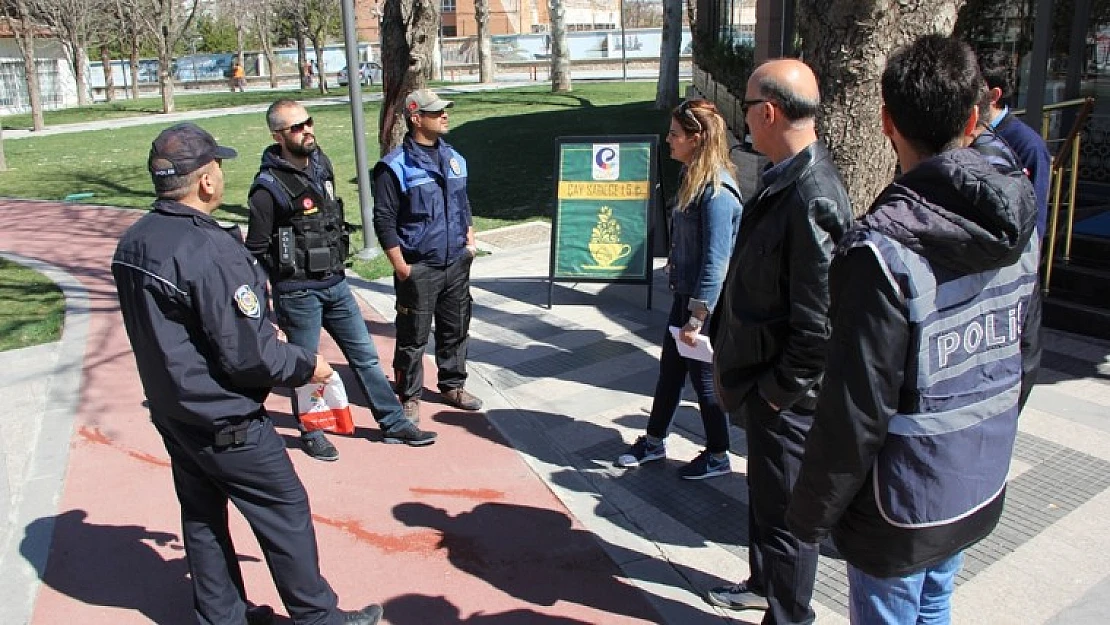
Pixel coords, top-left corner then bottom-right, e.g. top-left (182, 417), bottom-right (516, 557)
top-left (100, 44), bottom-right (116, 102)
top-left (0, 122), bottom-right (7, 171)
top-left (475, 0), bottom-right (493, 83)
top-left (797, 0), bottom-right (963, 215)
top-left (654, 0), bottom-right (682, 109)
top-left (74, 46), bottom-right (90, 106)
top-left (236, 25), bottom-right (245, 67)
top-left (158, 39), bottom-right (175, 113)
top-left (548, 0), bottom-right (571, 92)
top-left (129, 42), bottom-right (140, 100)
top-left (7, 2), bottom-right (45, 131)
top-left (296, 31), bottom-right (309, 88)
top-left (314, 41), bottom-right (328, 94)
top-left (258, 29), bottom-right (278, 88)
top-left (378, 0), bottom-right (439, 154)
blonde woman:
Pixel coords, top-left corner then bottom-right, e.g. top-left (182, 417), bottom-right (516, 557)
top-left (617, 99), bottom-right (743, 479)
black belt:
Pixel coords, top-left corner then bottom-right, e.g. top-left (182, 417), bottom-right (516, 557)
top-left (213, 417), bottom-right (261, 447)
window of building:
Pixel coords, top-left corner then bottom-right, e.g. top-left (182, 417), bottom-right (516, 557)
top-left (441, 0), bottom-right (456, 13)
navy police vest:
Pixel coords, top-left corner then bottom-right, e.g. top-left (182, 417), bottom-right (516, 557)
top-left (251, 163), bottom-right (348, 283)
top-left (382, 141), bottom-right (470, 266)
top-left (856, 232), bottom-right (1039, 529)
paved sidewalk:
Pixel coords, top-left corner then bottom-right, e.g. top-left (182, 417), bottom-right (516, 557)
top-left (2, 202), bottom-right (1110, 624)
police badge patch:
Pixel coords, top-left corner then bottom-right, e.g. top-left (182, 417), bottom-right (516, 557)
top-left (325, 180), bottom-right (335, 200)
top-left (234, 285), bottom-right (262, 319)
top-left (449, 158), bottom-right (461, 176)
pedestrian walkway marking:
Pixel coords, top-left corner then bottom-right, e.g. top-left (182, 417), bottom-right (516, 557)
top-left (579, 431), bottom-right (1110, 617)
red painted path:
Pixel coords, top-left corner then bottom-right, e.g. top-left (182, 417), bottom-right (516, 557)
top-left (0, 200), bottom-right (664, 625)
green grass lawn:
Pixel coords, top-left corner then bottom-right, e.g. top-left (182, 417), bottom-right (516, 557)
top-left (0, 258), bottom-right (64, 351)
top-left (0, 81), bottom-right (683, 279)
top-left (0, 86), bottom-right (375, 130)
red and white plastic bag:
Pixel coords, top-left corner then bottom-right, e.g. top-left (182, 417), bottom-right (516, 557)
top-left (295, 372), bottom-right (355, 435)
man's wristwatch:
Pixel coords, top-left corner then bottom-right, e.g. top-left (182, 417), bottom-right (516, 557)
top-left (686, 316), bottom-right (703, 330)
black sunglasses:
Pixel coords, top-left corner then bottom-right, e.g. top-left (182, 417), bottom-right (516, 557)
top-left (280, 117), bottom-right (314, 133)
top-left (677, 100), bottom-right (703, 132)
top-left (742, 99), bottom-right (769, 114)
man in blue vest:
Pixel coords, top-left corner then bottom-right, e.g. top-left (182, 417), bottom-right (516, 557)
top-left (372, 89), bottom-right (483, 419)
top-left (786, 35), bottom-right (1042, 623)
top-left (246, 99), bottom-right (437, 461)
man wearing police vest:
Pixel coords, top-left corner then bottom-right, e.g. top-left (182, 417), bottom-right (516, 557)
top-left (246, 99), bottom-right (437, 461)
top-left (786, 35), bottom-right (1041, 623)
top-left (372, 89), bottom-right (483, 419)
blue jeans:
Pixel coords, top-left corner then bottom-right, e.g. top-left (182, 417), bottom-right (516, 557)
top-left (848, 552), bottom-right (963, 625)
top-left (274, 280), bottom-right (406, 434)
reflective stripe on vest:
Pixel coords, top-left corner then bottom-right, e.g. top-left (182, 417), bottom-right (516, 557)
top-left (855, 233), bottom-right (1038, 529)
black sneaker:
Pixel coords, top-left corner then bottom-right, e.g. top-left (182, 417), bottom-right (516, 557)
top-left (706, 581), bottom-right (769, 611)
top-left (678, 450), bottom-right (731, 480)
top-left (302, 434), bottom-right (339, 461)
top-left (382, 422), bottom-right (437, 446)
top-left (342, 603), bottom-right (383, 624)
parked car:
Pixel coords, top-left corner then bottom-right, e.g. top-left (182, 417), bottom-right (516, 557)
top-left (338, 62), bottom-right (382, 87)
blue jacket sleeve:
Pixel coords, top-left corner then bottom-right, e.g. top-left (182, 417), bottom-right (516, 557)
top-left (691, 184), bottom-right (742, 312)
top-left (192, 238), bottom-right (316, 389)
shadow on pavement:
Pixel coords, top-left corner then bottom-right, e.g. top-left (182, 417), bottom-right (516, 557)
top-left (393, 501), bottom-right (722, 624)
top-left (382, 593), bottom-right (594, 624)
top-left (22, 510), bottom-right (198, 623)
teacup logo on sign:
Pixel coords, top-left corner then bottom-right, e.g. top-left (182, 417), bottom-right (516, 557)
top-left (592, 144), bottom-right (620, 181)
top-left (584, 205), bottom-right (632, 270)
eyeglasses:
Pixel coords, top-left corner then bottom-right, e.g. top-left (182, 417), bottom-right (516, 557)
top-left (419, 109), bottom-right (448, 118)
top-left (278, 117), bottom-right (313, 133)
top-left (677, 100), bottom-right (703, 133)
top-left (742, 99), bottom-right (769, 115)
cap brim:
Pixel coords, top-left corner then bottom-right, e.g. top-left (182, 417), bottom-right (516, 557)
top-left (214, 146), bottom-right (238, 160)
top-left (422, 100), bottom-right (454, 112)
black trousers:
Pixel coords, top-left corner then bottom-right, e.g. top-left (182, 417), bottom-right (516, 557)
top-left (392, 254), bottom-right (473, 400)
top-left (743, 396), bottom-right (819, 625)
top-left (154, 415), bottom-right (341, 625)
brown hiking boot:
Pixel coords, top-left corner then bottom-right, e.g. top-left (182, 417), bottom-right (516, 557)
top-left (441, 387), bottom-right (483, 411)
top-left (402, 397), bottom-right (420, 424)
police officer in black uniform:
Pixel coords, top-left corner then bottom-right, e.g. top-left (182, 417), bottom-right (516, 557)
top-left (112, 123), bottom-right (383, 625)
top-left (246, 99), bottom-right (435, 462)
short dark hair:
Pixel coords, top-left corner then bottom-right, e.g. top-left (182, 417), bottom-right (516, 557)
top-left (266, 98), bottom-right (299, 131)
top-left (882, 34), bottom-right (983, 156)
top-left (978, 49), bottom-right (1015, 108)
top-left (757, 75), bottom-right (820, 122)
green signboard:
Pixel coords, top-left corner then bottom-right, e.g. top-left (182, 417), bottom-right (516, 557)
top-left (549, 136), bottom-right (659, 307)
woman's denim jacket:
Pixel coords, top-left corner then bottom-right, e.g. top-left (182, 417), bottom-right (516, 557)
top-left (668, 169), bottom-right (743, 314)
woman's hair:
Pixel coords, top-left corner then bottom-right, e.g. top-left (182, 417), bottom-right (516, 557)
top-left (672, 99), bottom-right (738, 210)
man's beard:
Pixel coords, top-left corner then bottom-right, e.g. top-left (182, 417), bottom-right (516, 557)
top-left (288, 137), bottom-right (318, 158)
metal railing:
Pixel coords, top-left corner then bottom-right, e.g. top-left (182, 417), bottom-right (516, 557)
top-left (1017, 97), bottom-right (1096, 294)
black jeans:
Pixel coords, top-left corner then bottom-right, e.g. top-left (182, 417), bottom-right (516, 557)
top-left (393, 254), bottom-right (473, 400)
top-left (153, 415), bottom-right (341, 625)
top-left (743, 395), bottom-right (818, 625)
top-left (646, 294), bottom-right (730, 452)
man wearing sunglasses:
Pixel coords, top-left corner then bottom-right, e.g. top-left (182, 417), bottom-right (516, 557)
top-left (707, 59), bottom-right (853, 624)
top-left (371, 89), bottom-right (483, 420)
top-left (246, 99), bottom-right (437, 461)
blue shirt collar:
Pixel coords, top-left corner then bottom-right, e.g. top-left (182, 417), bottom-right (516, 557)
top-left (990, 106), bottom-right (1010, 129)
top-left (761, 153), bottom-right (798, 187)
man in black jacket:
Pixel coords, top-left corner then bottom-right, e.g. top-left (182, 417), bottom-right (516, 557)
top-left (707, 59), bottom-right (852, 625)
top-left (246, 99), bottom-right (436, 460)
top-left (113, 123), bottom-right (382, 624)
top-left (786, 35), bottom-right (1041, 623)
